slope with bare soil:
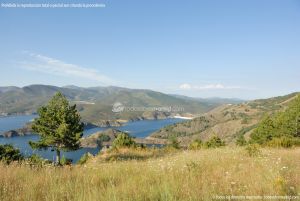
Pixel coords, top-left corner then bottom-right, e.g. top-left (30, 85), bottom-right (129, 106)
top-left (151, 93), bottom-right (299, 145)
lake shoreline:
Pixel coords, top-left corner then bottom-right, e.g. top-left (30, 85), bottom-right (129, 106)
top-left (0, 116), bottom-right (185, 163)
top-left (0, 114), bottom-right (189, 137)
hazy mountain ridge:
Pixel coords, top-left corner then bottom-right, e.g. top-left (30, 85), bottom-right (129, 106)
top-left (169, 94), bottom-right (245, 105)
top-left (0, 84), bottom-right (236, 126)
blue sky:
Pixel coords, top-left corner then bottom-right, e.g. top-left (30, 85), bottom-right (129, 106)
top-left (0, 0), bottom-right (299, 99)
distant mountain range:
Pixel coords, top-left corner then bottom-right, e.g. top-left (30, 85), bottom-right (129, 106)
top-left (0, 84), bottom-right (242, 126)
top-left (169, 94), bottom-right (245, 105)
top-left (151, 92), bottom-right (300, 145)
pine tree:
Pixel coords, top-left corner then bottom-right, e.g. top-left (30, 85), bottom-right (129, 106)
top-left (29, 92), bottom-right (84, 165)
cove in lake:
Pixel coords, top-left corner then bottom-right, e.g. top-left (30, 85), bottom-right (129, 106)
top-left (0, 115), bottom-right (185, 163)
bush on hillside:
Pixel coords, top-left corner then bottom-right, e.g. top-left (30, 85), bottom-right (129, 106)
top-left (204, 136), bottom-right (225, 148)
top-left (77, 152), bottom-right (93, 165)
top-left (98, 134), bottom-right (111, 143)
top-left (97, 134), bottom-right (111, 147)
top-left (0, 144), bottom-right (23, 164)
top-left (236, 135), bottom-right (247, 146)
top-left (188, 139), bottom-right (203, 150)
top-left (112, 133), bottom-right (136, 149)
top-left (168, 136), bottom-right (180, 149)
top-left (60, 155), bottom-right (72, 165)
top-left (26, 154), bottom-right (51, 167)
top-left (250, 116), bottom-right (276, 144)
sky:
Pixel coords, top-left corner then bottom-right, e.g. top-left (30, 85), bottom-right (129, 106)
top-left (0, 0), bottom-right (299, 99)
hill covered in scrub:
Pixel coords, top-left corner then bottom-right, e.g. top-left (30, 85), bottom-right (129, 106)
top-left (249, 95), bottom-right (300, 146)
top-left (150, 92), bottom-right (300, 145)
top-left (0, 85), bottom-right (236, 126)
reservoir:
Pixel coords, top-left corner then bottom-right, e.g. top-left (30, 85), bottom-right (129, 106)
top-left (0, 115), bottom-right (185, 163)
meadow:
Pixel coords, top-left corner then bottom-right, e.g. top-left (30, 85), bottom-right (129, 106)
top-left (0, 147), bottom-right (299, 201)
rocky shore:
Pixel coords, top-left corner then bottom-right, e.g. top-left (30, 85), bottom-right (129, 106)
top-left (1, 124), bottom-right (33, 137)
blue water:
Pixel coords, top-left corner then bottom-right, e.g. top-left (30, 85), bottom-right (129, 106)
top-left (0, 115), bottom-right (37, 133)
top-left (116, 118), bottom-right (184, 138)
top-left (0, 115), bottom-right (185, 163)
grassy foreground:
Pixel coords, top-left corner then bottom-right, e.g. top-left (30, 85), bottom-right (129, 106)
top-left (0, 148), bottom-right (299, 201)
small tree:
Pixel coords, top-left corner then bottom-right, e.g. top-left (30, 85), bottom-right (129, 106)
top-left (112, 133), bottom-right (136, 149)
top-left (29, 92), bottom-right (84, 165)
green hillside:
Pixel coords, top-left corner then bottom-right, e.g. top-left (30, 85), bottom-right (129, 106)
top-left (0, 85), bottom-right (230, 125)
top-left (250, 95), bottom-right (300, 146)
top-left (150, 92), bottom-right (300, 145)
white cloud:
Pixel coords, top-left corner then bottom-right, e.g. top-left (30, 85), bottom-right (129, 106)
top-left (179, 83), bottom-right (192, 90)
top-left (179, 83), bottom-right (242, 90)
top-left (20, 53), bottom-right (115, 85)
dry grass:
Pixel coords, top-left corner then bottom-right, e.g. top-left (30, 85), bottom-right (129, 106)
top-left (0, 147), bottom-right (299, 201)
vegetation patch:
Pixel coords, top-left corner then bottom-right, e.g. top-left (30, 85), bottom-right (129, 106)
top-left (250, 95), bottom-right (300, 147)
top-left (112, 133), bottom-right (137, 149)
top-left (188, 136), bottom-right (225, 149)
top-left (0, 144), bottom-right (23, 164)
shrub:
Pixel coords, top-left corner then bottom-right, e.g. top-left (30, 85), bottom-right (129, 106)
top-left (204, 136), bottom-right (225, 148)
top-left (0, 144), bottom-right (23, 164)
top-left (188, 139), bottom-right (203, 150)
top-left (26, 154), bottom-right (50, 167)
top-left (60, 155), bottom-right (72, 165)
top-left (98, 134), bottom-right (111, 143)
top-left (236, 135), bottom-right (247, 146)
top-left (137, 143), bottom-right (146, 149)
top-left (266, 137), bottom-right (300, 148)
top-left (97, 134), bottom-right (111, 147)
top-left (77, 152), bottom-right (92, 165)
top-left (168, 136), bottom-right (180, 149)
top-left (245, 144), bottom-right (261, 157)
top-left (112, 133), bottom-right (136, 149)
